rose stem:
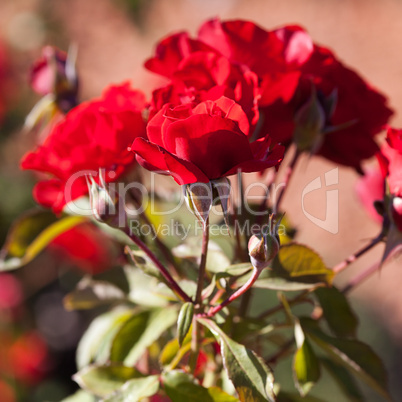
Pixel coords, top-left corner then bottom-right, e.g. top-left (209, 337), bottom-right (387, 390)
top-left (190, 218), bottom-right (210, 372)
top-left (274, 147), bottom-right (300, 214)
top-left (265, 338), bottom-right (295, 364)
top-left (204, 267), bottom-right (262, 318)
top-left (124, 226), bottom-right (192, 303)
top-left (342, 262), bottom-right (380, 294)
top-left (195, 217), bottom-right (210, 306)
top-left (129, 189), bottom-right (182, 278)
top-left (332, 234), bottom-right (383, 274)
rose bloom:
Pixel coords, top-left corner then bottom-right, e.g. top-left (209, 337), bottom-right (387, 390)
top-left (21, 82), bottom-right (146, 213)
top-left (198, 18), bottom-right (393, 171)
top-left (145, 32), bottom-right (260, 130)
top-left (356, 127), bottom-right (402, 231)
top-left (131, 97), bottom-right (283, 185)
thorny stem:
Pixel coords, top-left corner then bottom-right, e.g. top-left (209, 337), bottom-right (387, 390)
top-left (274, 147), bottom-right (300, 214)
top-left (190, 219), bottom-right (210, 373)
top-left (195, 218), bottom-right (210, 306)
top-left (342, 262), bottom-right (380, 294)
top-left (332, 234), bottom-right (384, 274)
top-left (204, 267), bottom-right (262, 317)
top-left (124, 226), bottom-right (192, 303)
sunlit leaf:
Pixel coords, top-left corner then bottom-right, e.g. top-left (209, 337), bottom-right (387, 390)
top-left (293, 321), bottom-right (320, 396)
top-left (64, 277), bottom-right (126, 310)
top-left (60, 390), bottom-right (95, 402)
top-left (272, 243), bottom-right (334, 285)
top-left (101, 375), bottom-right (160, 402)
top-left (314, 287), bottom-right (358, 338)
top-left (199, 318), bottom-right (275, 402)
top-left (301, 318), bottom-right (390, 400)
top-left (177, 302), bottom-right (194, 346)
top-left (73, 364), bottom-right (143, 397)
top-left (0, 209), bottom-right (86, 271)
top-left (111, 306), bottom-right (178, 366)
top-left (162, 370), bottom-right (239, 402)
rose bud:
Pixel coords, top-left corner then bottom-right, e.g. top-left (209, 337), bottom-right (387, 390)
top-left (86, 171), bottom-right (126, 228)
top-left (248, 214), bottom-right (282, 270)
top-left (293, 87), bottom-right (326, 153)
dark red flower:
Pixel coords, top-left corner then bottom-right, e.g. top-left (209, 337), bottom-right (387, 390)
top-left (146, 32), bottom-right (260, 129)
top-left (145, 32), bottom-right (214, 79)
top-left (131, 97), bottom-right (283, 185)
top-left (198, 19), bottom-right (393, 171)
top-left (49, 222), bottom-right (119, 274)
top-left (21, 82), bottom-right (147, 213)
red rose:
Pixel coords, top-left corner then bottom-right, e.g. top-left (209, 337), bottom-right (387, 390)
top-left (146, 32), bottom-right (260, 130)
top-left (21, 82), bottom-right (147, 213)
top-left (131, 97), bottom-right (283, 185)
top-left (144, 32), bottom-right (214, 79)
top-left (357, 127), bottom-right (402, 230)
top-left (198, 19), bottom-right (393, 171)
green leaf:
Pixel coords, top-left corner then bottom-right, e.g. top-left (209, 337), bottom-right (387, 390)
top-left (300, 318), bottom-right (390, 400)
top-left (64, 278), bottom-right (126, 311)
top-left (111, 306), bottom-right (178, 366)
top-left (73, 364), bottom-right (143, 397)
top-left (314, 286), bottom-right (358, 337)
top-left (125, 246), bottom-right (164, 281)
top-left (293, 321), bottom-right (320, 396)
top-left (272, 243), bottom-right (334, 285)
top-left (321, 357), bottom-right (363, 402)
top-left (199, 318), bottom-right (275, 402)
top-left (254, 270), bottom-right (323, 292)
top-left (124, 266), bottom-right (169, 307)
top-left (61, 390), bottom-right (95, 402)
top-left (76, 308), bottom-right (134, 369)
top-left (101, 375), bottom-right (160, 402)
top-left (0, 209), bottom-right (86, 271)
top-left (162, 370), bottom-right (239, 402)
top-left (177, 302), bottom-right (194, 346)
top-left (172, 238), bottom-right (231, 273)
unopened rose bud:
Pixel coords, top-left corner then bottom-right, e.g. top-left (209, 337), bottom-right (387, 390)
top-left (293, 86), bottom-right (325, 153)
top-left (248, 214), bottom-right (282, 270)
top-left (86, 172), bottom-right (125, 227)
top-left (183, 182), bottom-right (213, 228)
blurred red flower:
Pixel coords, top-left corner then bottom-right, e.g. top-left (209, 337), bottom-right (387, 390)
top-left (357, 127), bottom-right (402, 230)
top-left (198, 18), bottom-right (393, 171)
top-left (0, 274), bottom-right (23, 310)
top-left (49, 222), bottom-right (119, 274)
top-left (21, 82), bottom-right (147, 213)
top-left (132, 97), bottom-right (283, 185)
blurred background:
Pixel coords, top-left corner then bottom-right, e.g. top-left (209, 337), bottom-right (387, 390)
top-left (1, 0), bottom-right (402, 400)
